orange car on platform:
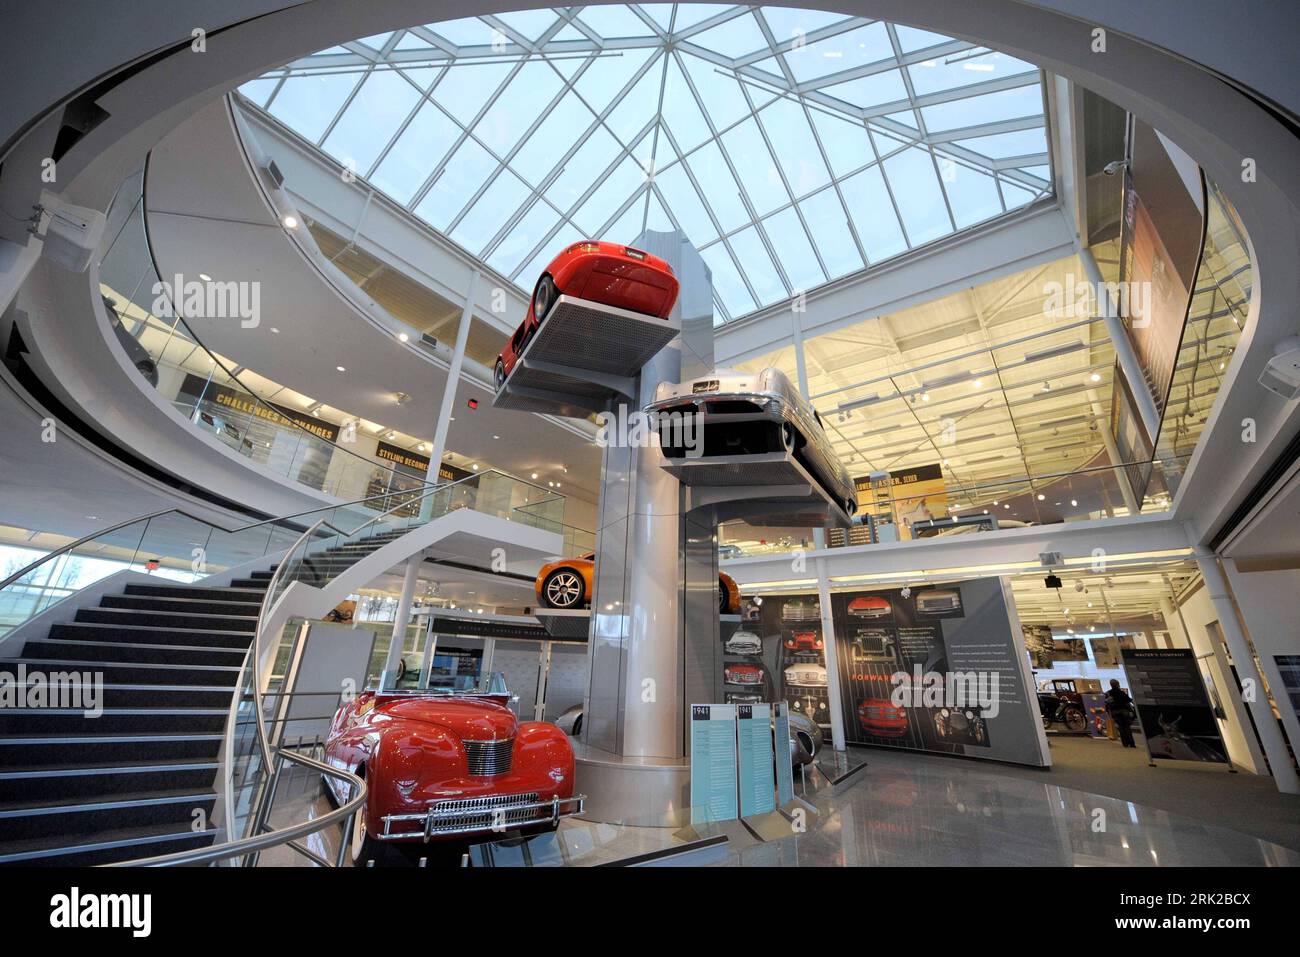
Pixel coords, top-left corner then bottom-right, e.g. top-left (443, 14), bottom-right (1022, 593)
top-left (536, 552), bottom-right (740, 614)
top-left (494, 240), bottom-right (680, 390)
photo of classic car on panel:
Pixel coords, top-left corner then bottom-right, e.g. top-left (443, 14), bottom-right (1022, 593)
top-left (323, 680), bottom-right (583, 865)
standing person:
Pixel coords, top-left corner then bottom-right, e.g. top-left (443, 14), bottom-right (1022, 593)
top-left (1105, 679), bottom-right (1138, 748)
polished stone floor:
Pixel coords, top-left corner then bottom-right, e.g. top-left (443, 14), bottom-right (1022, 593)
top-left (719, 747), bottom-right (1298, 866)
top-left (251, 745), bottom-right (1299, 867)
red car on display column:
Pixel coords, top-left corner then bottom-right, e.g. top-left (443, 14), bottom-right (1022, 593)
top-left (494, 240), bottom-right (680, 390)
top-left (323, 687), bottom-right (583, 864)
top-left (858, 698), bottom-right (909, 737)
top-left (784, 630), bottom-right (824, 651)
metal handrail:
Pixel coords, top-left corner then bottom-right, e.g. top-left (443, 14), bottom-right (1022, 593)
top-left (111, 749), bottom-right (366, 867)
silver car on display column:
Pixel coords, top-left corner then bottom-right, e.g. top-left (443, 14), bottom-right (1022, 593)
top-left (644, 367), bottom-right (858, 517)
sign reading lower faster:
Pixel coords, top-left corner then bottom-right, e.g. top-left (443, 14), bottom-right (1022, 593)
top-left (690, 704), bottom-right (738, 825)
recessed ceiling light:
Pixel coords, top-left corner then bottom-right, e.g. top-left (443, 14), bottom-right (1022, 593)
top-left (336, 366), bottom-right (346, 372)
top-left (270, 327), bottom-right (280, 334)
top-left (471, 464), bottom-right (479, 471)
top-left (972, 379), bottom-right (982, 388)
top-left (492, 434), bottom-right (499, 440)
top-left (282, 214), bottom-right (299, 229)
top-left (198, 273), bottom-right (212, 282)
top-left (531, 473), bottom-right (538, 480)
top-left (398, 332), bottom-right (409, 342)
top-left (920, 393), bottom-right (930, 402)
top-left (1036, 493), bottom-right (1045, 501)
top-left (1090, 372), bottom-right (1101, 382)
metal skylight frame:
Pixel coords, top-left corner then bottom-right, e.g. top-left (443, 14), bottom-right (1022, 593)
top-left (241, 5), bottom-right (1054, 324)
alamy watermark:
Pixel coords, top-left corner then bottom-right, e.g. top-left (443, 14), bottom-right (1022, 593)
top-left (0, 664), bottom-right (103, 717)
top-left (152, 273), bottom-right (261, 329)
top-left (889, 665), bottom-right (1001, 718)
top-left (596, 403), bottom-right (703, 456)
top-left (1043, 273), bottom-right (1153, 328)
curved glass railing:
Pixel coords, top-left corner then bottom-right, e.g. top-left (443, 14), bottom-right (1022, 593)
top-left (719, 455), bottom-right (1190, 557)
top-left (0, 487), bottom-right (438, 641)
top-left (0, 468), bottom-right (563, 641)
top-left (97, 166), bottom-right (434, 504)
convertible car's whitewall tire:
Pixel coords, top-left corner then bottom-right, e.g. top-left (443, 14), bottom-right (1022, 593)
top-left (349, 809), bottom-right (384, 867)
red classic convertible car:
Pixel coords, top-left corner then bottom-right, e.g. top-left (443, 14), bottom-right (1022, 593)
top-left (783, 630), bottom-right (823, 651)
top-left (324, 688), bottom-right (583, 864)
top-left (494, 240), bottom-right (679, 390)
top-left (858, 698), bottom-right (909, 737)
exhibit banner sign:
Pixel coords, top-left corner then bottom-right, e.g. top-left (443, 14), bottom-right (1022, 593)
top-left (853, 464), bottom-right (948, 540)
top-left (689, 704), bottom-right (738, 825)
top-left (1121, 648), bottom-right (1228, 763)
top-left (773, 701), bottom-right (794, 806)
top-left (737, 703), bottom-right (776, 818)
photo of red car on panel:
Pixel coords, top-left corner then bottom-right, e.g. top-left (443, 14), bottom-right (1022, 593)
top-left (494, 240), bottom-right (680, 390)
top-left (323, 689), bottom-right (582, 865)
top-left (784, 630), bottom-right (823, 651)
top-left (724, 663), bottom-right (764, 686)
top-left (858, 698), bottom-right (909, 737)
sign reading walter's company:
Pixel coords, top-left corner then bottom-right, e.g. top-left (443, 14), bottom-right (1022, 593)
top-left (1121, 648), bottom-right (1228, 764)
top-left (179, 374), bottom-right (339, 442)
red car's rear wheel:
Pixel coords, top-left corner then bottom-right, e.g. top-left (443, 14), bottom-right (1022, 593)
top-left (494, 359), bottom-right (506, 391)
top-left (534, 274), bottom-right (557, 323)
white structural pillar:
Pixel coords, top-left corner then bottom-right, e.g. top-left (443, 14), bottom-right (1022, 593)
top-left (1195, 552), bottom-right (1299, 794)
top-left (814, 550), bottom-right (847, 752)
top-left (427, 269), bottom-right (480, 487)
top-left (381, 556), bottom-right (422, 690)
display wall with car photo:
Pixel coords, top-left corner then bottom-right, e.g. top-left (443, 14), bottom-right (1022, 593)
top-left (832, 578), bottom-right (1048, 766)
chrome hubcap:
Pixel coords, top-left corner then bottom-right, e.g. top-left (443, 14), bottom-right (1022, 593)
top-left (546, 572), bottom-right (582, 607)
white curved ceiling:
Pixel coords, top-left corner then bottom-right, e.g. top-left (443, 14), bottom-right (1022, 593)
top-left (144, 98), bottom-right (601, 505)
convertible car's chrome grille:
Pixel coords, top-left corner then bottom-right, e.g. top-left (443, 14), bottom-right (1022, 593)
top-left (378, 791), bottom-right (587, 840)
top-left (463, 738), bottom-right (513, 776)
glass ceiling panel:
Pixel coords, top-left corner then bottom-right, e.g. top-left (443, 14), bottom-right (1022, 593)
top-left (249, 5), bottom-right (1053, 323)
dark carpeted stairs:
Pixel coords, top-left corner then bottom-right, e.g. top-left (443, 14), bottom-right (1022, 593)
top-left (0, 527), bottom-right (409, 866)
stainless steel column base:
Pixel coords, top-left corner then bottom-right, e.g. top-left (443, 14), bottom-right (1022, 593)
top-left (573, 741), bottom-right (693, 827)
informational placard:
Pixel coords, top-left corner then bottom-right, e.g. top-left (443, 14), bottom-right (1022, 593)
top-left (1121, 648), bottom-right (1228, 763)
top-left (773, 701), bottom-right (795, 806)
top-left (737, 703), bottom-right (776, 817)
top-left (689, 704), bottom-right (738, 825)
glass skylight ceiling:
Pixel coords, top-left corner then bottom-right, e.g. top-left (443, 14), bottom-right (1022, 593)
top-left (240, 6), bottom-right (1053, 323)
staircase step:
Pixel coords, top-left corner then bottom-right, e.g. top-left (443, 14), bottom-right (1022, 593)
top-left (0, 758), bottom-right (220, 802)
top-left (0, 788), bottom-right (217, 842)
top-left (0, 732), bottom-right (223, 766)
top-left (249, 570), bottom-right (274, 580)
top-left (11, 639), bottom-right (247, 668)
top-left (99, 593), bottom-right (262, 618)
top-left (0, 708), bottom-right (229, 735)
top-left (0, 821), bottom-right (217, 867)
top-left (0, 680), bottom-right (235, 709)
top-left (229, 577), bottom-right (271, 588)
top-left (2, 654), bottom-right (243, 688)
top-left (123, 583), bottom-right (265, 603)
top-left (76, 607), bottom-right (256, 632)
top-left (47, 621), bottom-right (252, 650)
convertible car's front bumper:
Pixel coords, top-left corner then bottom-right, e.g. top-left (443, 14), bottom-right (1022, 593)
top-left (377, 792), bottom-right (586, 842)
